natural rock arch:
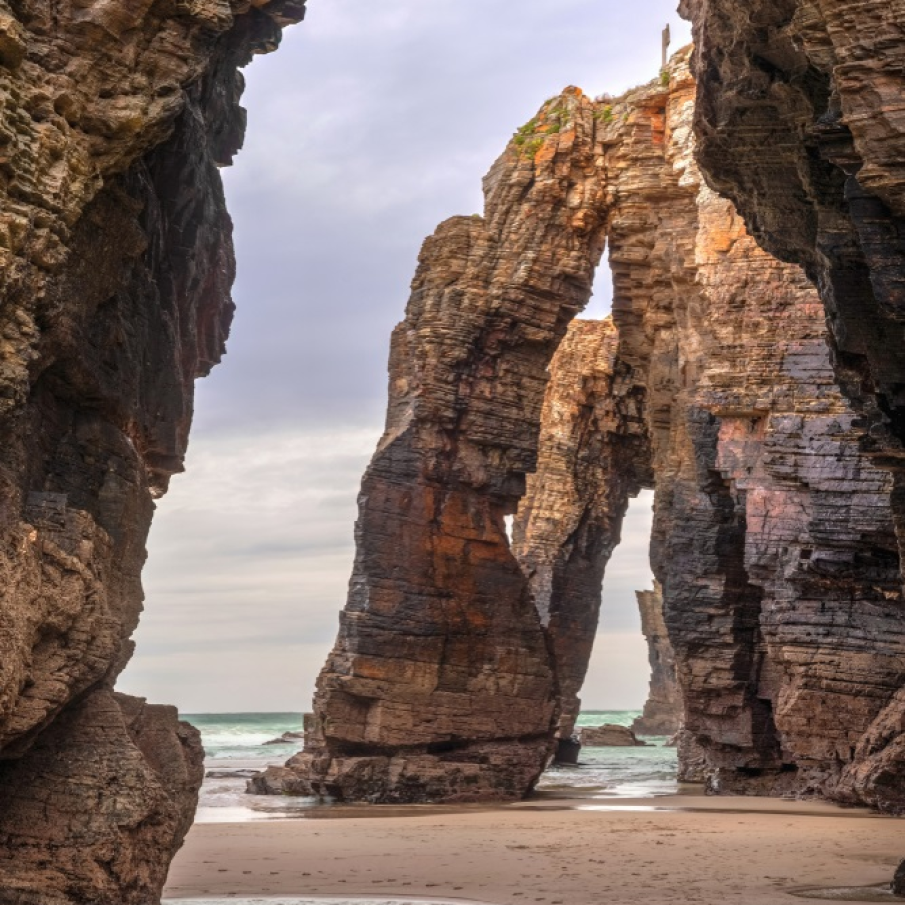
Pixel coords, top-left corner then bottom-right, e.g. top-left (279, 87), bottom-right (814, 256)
top-left (267, 51), bottom-right (905, 807)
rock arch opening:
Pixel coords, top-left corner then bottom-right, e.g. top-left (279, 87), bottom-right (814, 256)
top-left (582, 491), bottom-right (660, 721)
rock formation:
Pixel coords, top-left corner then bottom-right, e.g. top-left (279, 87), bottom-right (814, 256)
top-left (283, 87), bottom-right (610, 804)
top-left (579, 724), bottom-right (647, 747)
top-left (632, 585), bottom-right (680, 736)
top-left (508, 319), bottom-right (677, 747)
top-left (601, 52), bottom-right (903, 808)
top-left (261, 47), bottom-right (905, 810)
top-left (511, 50), bottom-right (905, 809)
top-left (0, 1), bottom-right (303, 901)
top-left (511, 317), bottom-right (649, 748)
top-left (0, 691), bottom-right (203, 903)
top-left (678, 0), bottom-right (905, 504)
top-left (677, 0), bottom-right (905, 809)
top-left (893, 860), bottom-right (905, 897)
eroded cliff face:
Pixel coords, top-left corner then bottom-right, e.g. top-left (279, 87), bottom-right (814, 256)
top-left (591, 54), bottom-right (904, 807)
top-left (511, 317), bottom-right (649, 745)
top-left (283, 88), bottom-right (610, 804)
top-left (678, 0), bottom-right (905, 552)
top-left (679, 0), bottom-right (905, 809)
top-left (282, 48), bottom-right (905, 809)
top-left (0, 1), bottom-right (303, 901)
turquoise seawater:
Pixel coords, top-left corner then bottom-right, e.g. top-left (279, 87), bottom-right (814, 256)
top-left (187, 709), bottom-right (678, 821)
top-left (539, 710), bottom-right (677, 798)
top-left (186, 711), bottom-right (307, 759)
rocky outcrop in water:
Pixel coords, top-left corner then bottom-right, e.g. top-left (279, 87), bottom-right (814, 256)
top-left (579, 724), bottom-right (647, 747)
top-left (0, 1), bottom-right (303, 900)
top-left (632, 585), bottom-right (680, 736)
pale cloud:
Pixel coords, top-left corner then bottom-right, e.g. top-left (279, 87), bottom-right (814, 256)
top-left (117, 0), bottom-right (684, 712)
top-left (582, 633), bottom-right (654, 711)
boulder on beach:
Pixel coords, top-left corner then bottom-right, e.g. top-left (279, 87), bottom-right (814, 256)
top-left (578, 724), bottom-right (647, 747)
top-left (247, 766), bottom-right (316, 796)
top-left (892, 860), bottom-right (905, 897)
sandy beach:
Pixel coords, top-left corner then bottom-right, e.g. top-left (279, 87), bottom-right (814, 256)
top-left (164, 795), bottom-right (903, 905)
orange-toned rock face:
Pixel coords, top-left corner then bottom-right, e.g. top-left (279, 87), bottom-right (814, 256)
top-left (512, 318), bottom-right (650, 744)
top-left (0, 1), bottom-right (303, 901)
top-left (288, 49), bottom-right (905, 809)
top-left (291, 89), bottom-right (610, 804)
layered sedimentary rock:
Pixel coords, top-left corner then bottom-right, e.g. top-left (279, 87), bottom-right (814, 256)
top-left (678, 0), bottom-right (905, 809)
top-left (283, 88), bottom-right (610, 804)
top-left (273, 48), bottom-right (905, 809)
top-left (511, 51), bottom-right (905, 808)
top-left (0, 1), bottom-right (303, 900)
top-left (632, 585), bottom-right (680, 736)
top-left (600, 53), bottom-right (904, 807)
top-left (677, 2), bottom-right (905, 497)
top-left (511, 318), bottom-right (649, 745)
top-left (509, 318), bottom-right (676, 745)
top-left (0, 691), bottom-right (203, 904)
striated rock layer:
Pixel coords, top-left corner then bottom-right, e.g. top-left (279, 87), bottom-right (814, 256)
top-left (508, 314), bottom-right (678, 742)
top-left (511, 317), bottom-right (650, 746)
top-left (287, 88), bottom-right (611, 804)
top-left (0, 1), bottom-right (303, 901)
top-left (507, 51), bottom-right (905, 808)
top-left (270, 48), bottom-right (905, 807)
top-left (679, 0), bottom-right (905, 809)
top-left (632, 585), bottom-right (680, 736)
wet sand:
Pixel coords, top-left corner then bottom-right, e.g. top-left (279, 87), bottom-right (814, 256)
top-left (164, 795), bottom-right (903, 904)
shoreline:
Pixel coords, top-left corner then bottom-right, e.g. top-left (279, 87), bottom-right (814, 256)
top-left (165, 793), bottom-right (902, 905)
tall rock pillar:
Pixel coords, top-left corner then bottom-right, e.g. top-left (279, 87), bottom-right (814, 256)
top-left (288, 90), bottom-right (610, 803)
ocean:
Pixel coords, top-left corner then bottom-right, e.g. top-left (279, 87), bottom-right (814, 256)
top-left (190, 709), bottom-right (678, 822)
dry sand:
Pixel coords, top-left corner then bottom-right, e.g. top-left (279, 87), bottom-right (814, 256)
top-left (164, 795), bottom-right (903, 904)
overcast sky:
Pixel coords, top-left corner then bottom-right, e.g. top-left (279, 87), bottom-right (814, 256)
top-left (116, 0), bottom-right (691, 714)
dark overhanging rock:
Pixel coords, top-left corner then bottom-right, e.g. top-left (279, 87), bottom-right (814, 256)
top-left (678, 7), bottom-right (905, 876)
top-left (678, 0), bottom-right (905, 883)
top-left (0, 1), bottom-right (304, 900)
